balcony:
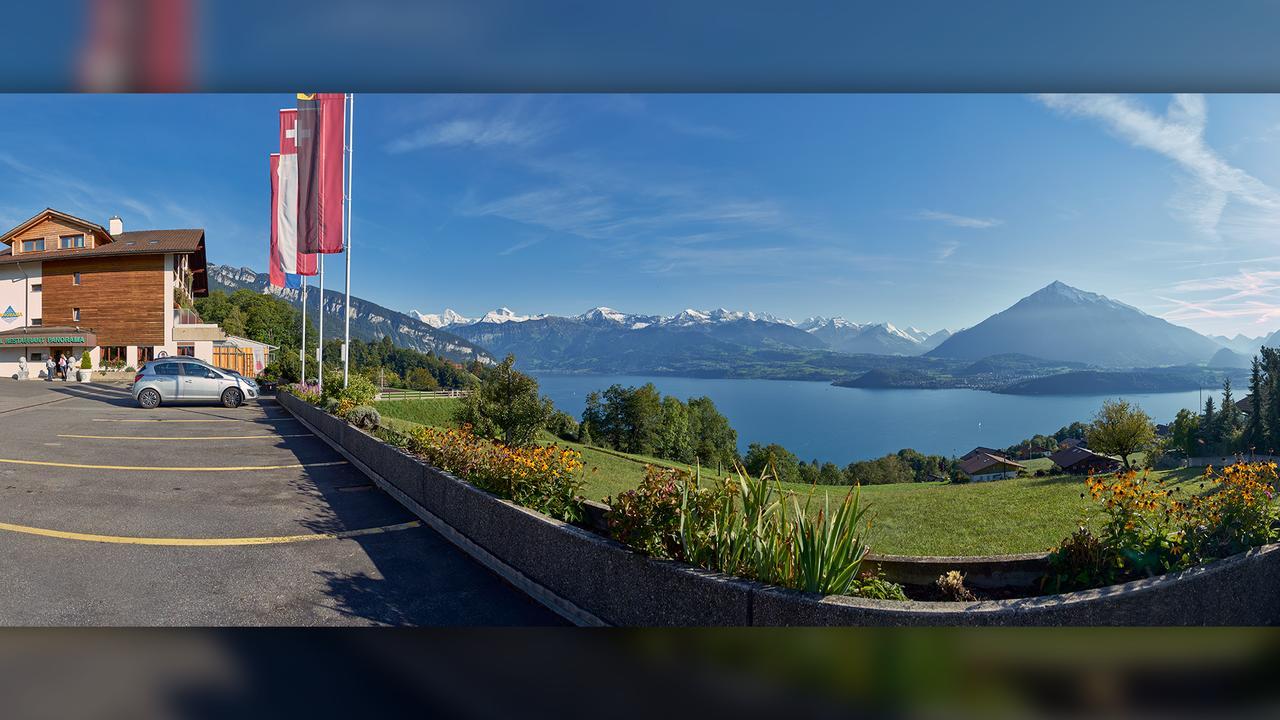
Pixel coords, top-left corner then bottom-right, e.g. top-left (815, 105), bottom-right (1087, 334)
top-left (174, 306), bottom-right (204, 325)
top-left (172, 307), bottom-right (226, 342)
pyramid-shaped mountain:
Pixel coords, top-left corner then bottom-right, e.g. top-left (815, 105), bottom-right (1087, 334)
top-left (927, 281), bottom-right (1221, 367)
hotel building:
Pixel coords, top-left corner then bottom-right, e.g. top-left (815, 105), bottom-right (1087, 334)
top-left (0, 208), bottom-right (267, 378)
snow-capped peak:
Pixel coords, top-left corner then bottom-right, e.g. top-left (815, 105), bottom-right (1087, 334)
top-left (411, 308), bottom-right (473, 328)
top-left (577, 306), bottom-right (629, 324)
top-left (666, 308), bottom-right (712, 326)
top-left (478, 307), bottom-right (542, 324)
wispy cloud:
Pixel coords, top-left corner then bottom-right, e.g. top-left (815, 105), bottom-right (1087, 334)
top-left (1036, 94), bottom-right (1280, 239)
top-left (385, 96), bottom-right (556, 153)
top-left (498, 237), bottom-right (542, 256)
top-left (936, 240), bottom-right (960, 260)
top-left (1154, 269), bottom-right (1280, 329)
top-left (916, 210), bottom-right (1003, 229)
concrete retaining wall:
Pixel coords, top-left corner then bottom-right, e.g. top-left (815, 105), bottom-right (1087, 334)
top-left (279, 392), bottom-right (1280, 626)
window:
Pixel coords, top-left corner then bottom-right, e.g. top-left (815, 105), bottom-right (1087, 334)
top-left (181, 363), bottom-right (221, 379)
top-left (29, 352), bottom-right (42, 362)
top-left (177, 343), bottom-right (196, 357)
top-left (101, 346), bottom-right (128, 364)
top-left (136, 346), bottom-right (155, 363)
top-left (73, 272), bottom-right (81, 285)
top-left (30, 283), bottom-right (41, 293)
top-left (72, 308), bottom-right (80, 322)
top-left (59, 234), bottom-right (85, 249)
top-left (21, 239), bottom-right (44, 252)
top-left (155, 363), bottom-right (181, 376)
top-left (29, 318), bottom-right (41, 327)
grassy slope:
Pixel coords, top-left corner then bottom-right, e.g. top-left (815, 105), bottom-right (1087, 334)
top-left (374, 397), bottom-right (1206, 556)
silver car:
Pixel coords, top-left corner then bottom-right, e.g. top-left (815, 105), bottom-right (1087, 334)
top-left (131, 358), bottom-right (259, 409)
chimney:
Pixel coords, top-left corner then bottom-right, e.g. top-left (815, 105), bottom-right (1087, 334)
top-left (108, 215), bottom-right (123, 235)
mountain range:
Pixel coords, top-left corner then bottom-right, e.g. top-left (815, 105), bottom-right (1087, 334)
top-left (412, 305), bottom-right (951, 357)
top-left (207, 265), bottom-right (493, 365)
top-left (212, 266), bottom-right (1270, 391)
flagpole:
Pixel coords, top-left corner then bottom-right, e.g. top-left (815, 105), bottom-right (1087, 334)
top-left (318, 254), bottom-right (325, 394)
top-left (299, 275), bottom-right (307, 382)
top-left (342, 92), bottom-right (354, 388)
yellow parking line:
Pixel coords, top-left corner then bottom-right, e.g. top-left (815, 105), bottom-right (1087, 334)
top-left (0, 519), bottom-right (422, 546)
top-left (0, 458), bottom-right (347, 472)
top-left (93, 418), bottom-right (297, 423)
top-left (59, 434), bottom-right (313, 441)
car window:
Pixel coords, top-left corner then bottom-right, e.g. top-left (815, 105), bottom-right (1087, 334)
top-left (154, 363), bottom-right (181, 376)
top-left (178, 362), bottom-right (219, 378)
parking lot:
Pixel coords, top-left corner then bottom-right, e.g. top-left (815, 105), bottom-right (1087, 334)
top-left (0, 380), bottom-right (562, 625)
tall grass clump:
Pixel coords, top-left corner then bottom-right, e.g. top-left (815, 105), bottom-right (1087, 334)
top-left (667, 465), bottom-right (896, 598)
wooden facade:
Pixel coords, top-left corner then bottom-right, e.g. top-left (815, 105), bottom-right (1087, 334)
top-left (6, 214), bottom-right (111, 256)
top-left (41, 255), bottom-right (167, 346)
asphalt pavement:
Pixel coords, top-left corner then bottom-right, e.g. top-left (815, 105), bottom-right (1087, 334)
top-left (0, 380), bottom-right (562, 625)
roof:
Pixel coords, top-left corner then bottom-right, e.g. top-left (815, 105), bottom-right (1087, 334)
top-left (960, 446), bottom-right (1001, 460)
top-left (0, 208), bottom-right (113, 247)
top-left (0, 228), bottom-right (208, 296)
top-left (220, 335), bottom-right (278, 350)
top-left (1050, 446), bottom-right (1120, 468)
top-left (958, 452), bottom-right (1025, 476)
top-left (0, 229), bottom-right (204, 264)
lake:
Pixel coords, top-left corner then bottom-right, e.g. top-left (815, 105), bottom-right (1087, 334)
top-left (531, 374), bottom-right (1208, 464)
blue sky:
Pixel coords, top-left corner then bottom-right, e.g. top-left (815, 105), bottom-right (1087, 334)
top-left (2, 94), bottom-right (1280, 337)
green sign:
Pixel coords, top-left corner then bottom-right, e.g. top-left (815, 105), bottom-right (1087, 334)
top-left (1, 336), bottom-right (87, 345)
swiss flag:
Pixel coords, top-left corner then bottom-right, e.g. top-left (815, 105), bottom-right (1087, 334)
top-left (276, 109), bottom-right (316, 278)
top-left (296, 93), bottom-right (346, 254)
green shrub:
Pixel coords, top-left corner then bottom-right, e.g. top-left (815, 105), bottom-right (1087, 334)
top-left (80, 352), bottom-right (92, 370)
top-left (345, 405), bottom-right (381, 430)
top-left (338, 373), bottom-right (378, 406)
top-left (855, 573), bottom-right (910, 601)
top-left (676, 465), bottom-right (895, 598)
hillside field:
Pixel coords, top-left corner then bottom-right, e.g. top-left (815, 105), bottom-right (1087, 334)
top-left (374, 397), bottom-right (1203, 556)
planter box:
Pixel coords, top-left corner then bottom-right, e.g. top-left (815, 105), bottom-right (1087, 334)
top-left (279, 392), bottom-right (1280, 626)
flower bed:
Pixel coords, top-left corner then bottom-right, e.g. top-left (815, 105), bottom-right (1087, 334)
top-left (278, 389), bottom-right (1280, 625)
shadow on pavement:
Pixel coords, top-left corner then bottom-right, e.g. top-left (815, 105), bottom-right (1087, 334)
top-left (263, 400), bottom-right (562, 626)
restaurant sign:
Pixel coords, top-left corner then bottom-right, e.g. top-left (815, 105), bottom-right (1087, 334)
top-left (1, 336), bottom-right (89, 346)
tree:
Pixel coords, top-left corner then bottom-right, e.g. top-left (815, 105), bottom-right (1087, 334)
top-left (1247, 356), bottom-right (1265, 450)
top-left (406, 367), bottom-right (439, 390)
top-left (686, 396), bottom-right (738, 472)
top-left (1201, 395), bottom-right (1218, 447)
top-left (1170, 408), bottom-right (1201, 458)
top-left (743, 442), bottom-right (800, 484)
top-left (1265, 347), bottom-right (1280, 453)
top-left (818, 462), bottom-right (844, 485)
top-left (1220, 376), bottom-right (1240, 435)
top-left (1085, 399), bottom-right (1154, 470)
top-left (580, 391), bottom-right (604, 445)
top-left (656, 396), bottom-right (692, 463)
top-left (454, 355), bottom-right (552, 446)
top-left (222, 306), bottom-right (247, 337)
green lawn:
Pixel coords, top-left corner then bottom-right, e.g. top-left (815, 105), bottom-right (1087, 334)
top-left (376, 398), bottom-right (463, 429)
top-left (374, 397), bottom-right (1206, 556)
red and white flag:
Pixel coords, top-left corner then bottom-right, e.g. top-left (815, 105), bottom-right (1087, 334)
top-left (269, 153), bottom-right (284, 288)
top-left (273, 109), bottom-right (316, 284)
top-left (296, 93), bottom-right (346, 254)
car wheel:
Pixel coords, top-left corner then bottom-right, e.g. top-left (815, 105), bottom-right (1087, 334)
top-left (221, 388), bottom-right (243, 408)
top-left (138, 388), bottom-right (161, 409)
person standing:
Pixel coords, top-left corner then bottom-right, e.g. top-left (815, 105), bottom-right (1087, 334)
top-left (45, 355), bottom-right (55, 382)
top-left (57, 354), bottom-right (67, 381)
